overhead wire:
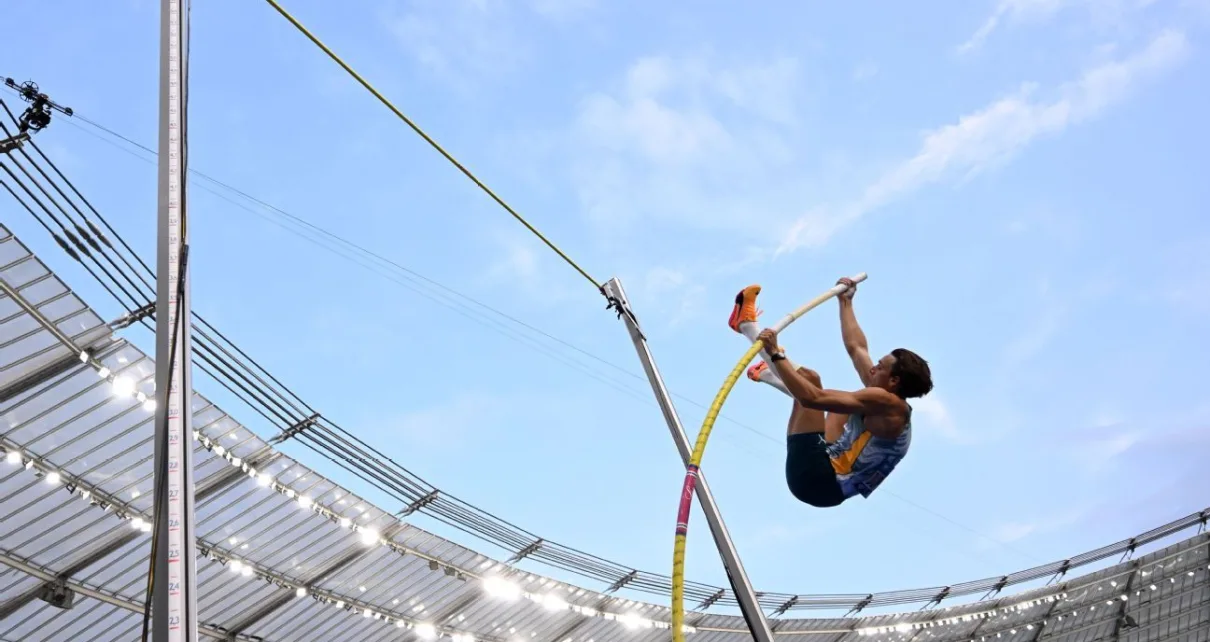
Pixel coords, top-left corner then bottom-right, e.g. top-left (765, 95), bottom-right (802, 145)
top-left (260, 0), bottom-right (602, 292)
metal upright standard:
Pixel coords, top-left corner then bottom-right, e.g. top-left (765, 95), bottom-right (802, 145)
top-left (602, 278), bottom-right (775, 642)
top-left (154, 0), bottom-right (198, 640)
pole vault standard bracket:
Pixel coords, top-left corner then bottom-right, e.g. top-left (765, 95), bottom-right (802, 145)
top-left (602, 277), bottom-right (775, 642)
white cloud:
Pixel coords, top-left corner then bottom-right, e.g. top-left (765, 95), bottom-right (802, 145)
top-left (957, 0), bottom-right (1161, 54)
top-left (385, 0), bottom-right (599, 83)
top-left (1001, 307), bottom-right (1065, 366)
top-left (1075, 431), bottom-right (1143, 474)
top-left (483, 231), bottom-right (559, 302)
top-left (1062, 411), bottom-right (1206, 479)
top-left (990, 520), bottom-right (1040, 543)
top-left (386, 0), bottom-right (530, 85)
top-left (479, 227), bottom-right (581, 310)
top-left (1153, 236), bottom-right (1210, 316)
top-left (978, 510), bottom-right (1087, 550)
top-left (638, 266), bottom-right (707, 328)
top-left (777, 30), bottom-right (1189, 255)
top-left (958, 0), bottom-right (1073, 54)
top-left (910, 395), bottom-right (972, 444)
top-left (527, 0), bottom-right (596, 20)
top-left (567, 54), bottom-right (803, 238)
top-left (852, 61), bottom-right (879, 82)
top-left (488, 236), bottom-right (540, 283)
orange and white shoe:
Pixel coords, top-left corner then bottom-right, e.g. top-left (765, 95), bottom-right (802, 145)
top-left (747, 361), bottom-right (769, 382)
top-left (727, 285), bottom-right (762, 333)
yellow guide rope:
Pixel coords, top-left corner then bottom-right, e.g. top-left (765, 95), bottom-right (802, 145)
top-left (261, 0), bottom-right (601, 291)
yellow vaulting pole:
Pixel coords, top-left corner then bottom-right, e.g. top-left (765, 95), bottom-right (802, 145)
top-left (671, 273), bottom-right (867, 641)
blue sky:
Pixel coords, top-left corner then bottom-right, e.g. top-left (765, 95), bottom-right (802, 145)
top-left (4, 0), bottom-right (1209, 615)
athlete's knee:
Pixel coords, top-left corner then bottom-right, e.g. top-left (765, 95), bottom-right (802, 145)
top-left (796, 367), bottom-right (821, 387)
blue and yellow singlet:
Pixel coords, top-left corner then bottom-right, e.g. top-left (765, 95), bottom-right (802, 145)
top-left (826, 409), bottom-right (912, 499)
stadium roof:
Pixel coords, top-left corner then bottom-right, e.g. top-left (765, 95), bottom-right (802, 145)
top-left (2, 218), bottom-right (1209, 642)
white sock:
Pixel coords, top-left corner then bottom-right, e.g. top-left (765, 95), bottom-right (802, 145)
top-left (739, 321), bottom-right (761, 343)
top-left (757, 365), bottom-right (793, 397)
top-left (741, 321), bottom-right (799, 398)
top-left (740, 321), bottom-right (800, 367)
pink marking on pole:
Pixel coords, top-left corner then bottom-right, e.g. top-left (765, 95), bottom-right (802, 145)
top-left (675, 465), bottom-right (700, 534)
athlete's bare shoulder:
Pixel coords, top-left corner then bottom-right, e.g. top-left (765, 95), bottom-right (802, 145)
top-left (855, 387), bottom-right (909, 438)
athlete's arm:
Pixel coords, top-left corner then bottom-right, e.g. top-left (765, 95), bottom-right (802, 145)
top-left (774, 360), bottom-right (900, 417)
top-left (838, 281), bottom-right (875, 386)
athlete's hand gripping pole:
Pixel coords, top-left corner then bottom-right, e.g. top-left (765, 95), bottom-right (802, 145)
top-left (671, 272), bottom-right (868, 642)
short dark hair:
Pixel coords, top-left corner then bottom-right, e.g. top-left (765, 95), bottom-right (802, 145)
top-left (890, 348), bottom-right (933, 398)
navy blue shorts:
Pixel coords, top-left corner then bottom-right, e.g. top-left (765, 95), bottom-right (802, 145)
top-left (785, 433), bottom-right (846, 508)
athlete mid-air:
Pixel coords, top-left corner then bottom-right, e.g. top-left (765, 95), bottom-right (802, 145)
top-left (727, 277), bottom-right (933, 507)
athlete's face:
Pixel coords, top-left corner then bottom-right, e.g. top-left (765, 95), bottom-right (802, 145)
top-left (869, 353), bottom-right (899, 392)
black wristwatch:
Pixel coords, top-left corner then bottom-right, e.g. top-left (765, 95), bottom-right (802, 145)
top-left (769, 350), bottom-right (787, 362)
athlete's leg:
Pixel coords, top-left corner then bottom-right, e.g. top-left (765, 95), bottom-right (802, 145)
top-left (778, 366), bottom-right (849, 442)
top-left (786, 367), bottom-right (825, 435)
top-left (825, 411), bottom-right (849, 444)
top-left (746, 361), bottom-right (792, 397)
top-left (783, 368), bottom-right (847, 508)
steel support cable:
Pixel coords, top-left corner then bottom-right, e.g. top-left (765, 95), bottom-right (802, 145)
top-left (1, 148), bottom-right (153, 313)
top-left (297, 413), bottom-right (615, 571)
top-left (192, 353), bottom-right (293, 434)
top-left (0, 164), bottom-right (147, 316)
top-left (0, 102), bottom-right (323, 430)
top-left (525, 535), bottom-right (644, 580)
top-left (0, 102), bottom-right (158, 300)
top-left (531, 550), bottom-right (618, 584)
top-left (291, 428), bottom-right (554, 556)
top-left (290, 428), bottom-right (433, 504)
top-left (0, 196), bottom-right (313, 488)
top-left (423, 495), bottom-right (536, 551)
top-left (189, 343), bottom-right (307, 429)
top-left (530, 540), bottom-right (632, 577)
top-left (9, 159), bottom-right (322, 425)
top-left (289, 433), bottom-right (468, 515)
top-left (259, 0), bottom-right (602, 292)
top-left (0, 177), bottom-right (143, 322)
top-left (109, 308), bottom-right (309, 436)
top-left (304, 419), bottom-right (448, 497)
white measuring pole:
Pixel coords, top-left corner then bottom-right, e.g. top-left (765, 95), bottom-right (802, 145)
top-left (154, 0), bottom-right (197, 640)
